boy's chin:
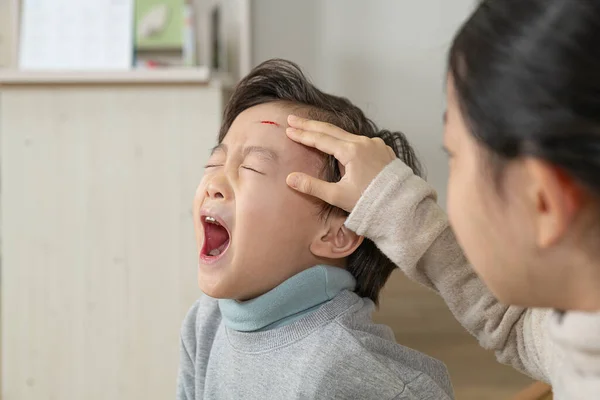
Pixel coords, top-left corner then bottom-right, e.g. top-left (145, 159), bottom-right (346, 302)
top-left (197, 259), bottom-right (237, 299)
top-left (196, 261), bottom-right (310, 301)
top-left (198, 279), bottom-right (272, 301)
top-left (197, 278), bottom-right (250, 300)
top-left (197, 280), bottom-right (233, 299)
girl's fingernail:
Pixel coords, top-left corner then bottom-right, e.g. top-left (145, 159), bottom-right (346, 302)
top-left (286, 127), bottom-right (297, 135)
top-left (288, 115), bottom-right (299, 123)
top-left (287, 174), bottom-right (299, 188)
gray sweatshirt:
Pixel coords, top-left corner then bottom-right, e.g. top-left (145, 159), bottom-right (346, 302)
top-left (177, 289), bottom-right (454, 399)
top-left (346, 159), bottom-right (600, 400)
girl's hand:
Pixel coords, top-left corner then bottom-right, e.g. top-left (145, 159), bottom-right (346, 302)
top-left (286, 115), bottom-right (396, 213)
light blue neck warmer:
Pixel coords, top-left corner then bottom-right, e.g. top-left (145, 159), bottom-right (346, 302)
top-left (218, 265), bottom-right (356, 332)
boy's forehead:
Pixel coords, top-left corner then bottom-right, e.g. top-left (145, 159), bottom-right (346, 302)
top-left (240, 102), bottom-right (290, 124)
top-left (224, 103), bottom-right (323, 172)
top-left (225, 104), bottom-right (288, 144)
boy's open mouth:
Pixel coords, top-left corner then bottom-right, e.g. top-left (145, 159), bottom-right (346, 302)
top-left (200, 215), bottom-right (231, 263)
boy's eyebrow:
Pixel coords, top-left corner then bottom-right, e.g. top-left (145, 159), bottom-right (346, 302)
top-left (211, 143), bottom-right (227, 155)
top-left (210, 143), bottom-right (278, 162)
top-left (243, 146), bottom-right (279, 162)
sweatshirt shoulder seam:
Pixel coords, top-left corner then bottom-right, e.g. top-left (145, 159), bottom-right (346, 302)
top-left (333, 321), bottom-right (409, 387)
top-left (334, 320), bottom-right (451, 397)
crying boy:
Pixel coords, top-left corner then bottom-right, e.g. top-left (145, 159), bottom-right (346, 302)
top-left (177, 59), bottom-right (454, 400)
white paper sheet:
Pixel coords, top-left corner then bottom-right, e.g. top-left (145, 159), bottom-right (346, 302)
top-left (19, 0), bottom-right (134, 70)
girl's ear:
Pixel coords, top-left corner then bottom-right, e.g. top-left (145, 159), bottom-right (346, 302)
top-left (525, 158), bottom-right (583, 248)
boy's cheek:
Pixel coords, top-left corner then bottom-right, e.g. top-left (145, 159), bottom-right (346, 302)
top-left (241, 192), bottom-right (288, 218)
top-left (193, 182), bottom-right (207, 209)
top-left (193, 223), bottom-right (204, 252)
top-left (192, 186), bottom-right (207, 244)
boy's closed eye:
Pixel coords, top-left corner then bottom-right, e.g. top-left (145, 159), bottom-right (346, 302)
top-left (240, 148), bottom-right (279, 176)
top-left (240, 165), bottom-right (266, 175)
top-left (204, 160), bottom-right (225, 169)
top-left (204, 161), bottom-right (269, 175)
top-left (204, 144), bottom-right (279, 175)
top-left (205, 144), bottom-right (227, 169)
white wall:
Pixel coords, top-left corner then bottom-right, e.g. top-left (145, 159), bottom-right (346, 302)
top-left (0, 0), bottom-right (15, 67)
top-left (252, 0), bottom-right (476, 206)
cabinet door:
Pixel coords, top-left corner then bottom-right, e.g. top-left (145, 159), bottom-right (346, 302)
top-left (1, 85), bottom-right (222, 400)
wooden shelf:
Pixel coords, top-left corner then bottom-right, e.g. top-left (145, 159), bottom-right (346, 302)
top-left (0, 67), bottom-right (213, 86)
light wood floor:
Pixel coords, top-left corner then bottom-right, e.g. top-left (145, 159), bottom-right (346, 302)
top-left (374, 272), bottom-right (533, 400)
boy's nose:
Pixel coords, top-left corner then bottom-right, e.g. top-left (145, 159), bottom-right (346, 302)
top-left (206, 184), bottom-right (224, 199)
top-left (205, 175), bottom-right (231, 200)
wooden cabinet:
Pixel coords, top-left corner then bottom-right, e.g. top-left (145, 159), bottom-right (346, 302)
top-left (0, 74), bottom-right (226, 400)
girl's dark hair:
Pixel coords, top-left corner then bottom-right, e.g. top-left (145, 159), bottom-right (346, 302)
top-left (219, 58), bottom-right (422, 304)
top-left (449, 0), bottom-right (600, 192)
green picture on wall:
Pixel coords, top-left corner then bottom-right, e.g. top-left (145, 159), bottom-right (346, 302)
top-left (135, 0), bottom-right (184, 50)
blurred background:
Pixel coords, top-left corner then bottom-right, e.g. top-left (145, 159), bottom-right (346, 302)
top-left (0, 1), bottom-right (538, 399)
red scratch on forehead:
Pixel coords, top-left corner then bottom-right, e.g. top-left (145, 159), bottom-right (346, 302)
top-left (260, 120), bottom-right (280, 127)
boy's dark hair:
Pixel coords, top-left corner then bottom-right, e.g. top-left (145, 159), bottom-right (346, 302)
top-left (219, 59), bottom-right (422, 304)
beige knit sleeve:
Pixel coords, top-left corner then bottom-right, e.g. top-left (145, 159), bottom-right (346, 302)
top-left (345, 159), bottom-right (554, 382)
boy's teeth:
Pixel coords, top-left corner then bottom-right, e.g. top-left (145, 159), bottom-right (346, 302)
top-left (207, 242), bottom-right (228, 257)
top-left (205, 216), bottom-right (222, 225)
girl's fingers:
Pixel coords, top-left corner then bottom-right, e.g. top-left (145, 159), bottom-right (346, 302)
top-left (286, 173), bottom-right (350, 212)
top-left (287, 115), bottom-right (357, 141)
top-left (286, 127), bottom-right (355, 165)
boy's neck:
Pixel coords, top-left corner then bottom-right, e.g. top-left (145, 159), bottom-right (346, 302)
top-left (217, 265), bottom-right (356, 332)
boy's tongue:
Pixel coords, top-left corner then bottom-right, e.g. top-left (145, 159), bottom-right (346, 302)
top-left (206, 223), bottom-right (229, 251)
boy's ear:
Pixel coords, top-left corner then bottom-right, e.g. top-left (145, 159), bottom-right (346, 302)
top-left (310, 213), bottom-right (364, 260)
